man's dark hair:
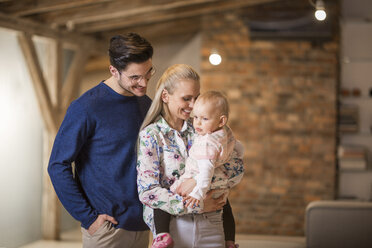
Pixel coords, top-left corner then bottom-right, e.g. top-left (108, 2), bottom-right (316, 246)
top-left (108, 33), bottom-right (153, 71)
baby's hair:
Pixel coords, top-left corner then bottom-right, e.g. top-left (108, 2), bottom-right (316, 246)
top-left (196, 91), bottom-right (229, 118)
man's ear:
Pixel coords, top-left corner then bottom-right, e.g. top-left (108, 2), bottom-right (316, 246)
top-left (219, 115), bottom-right (227, 128)
top-left (109, 65), bottom-right (120, 78)
top-left (161, 89), bottom-right (169, 103)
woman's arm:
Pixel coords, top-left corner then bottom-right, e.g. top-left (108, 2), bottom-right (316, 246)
top-left (224, 154), bottom-right (245, 188)
top-left (213, 144), bottom-right (245, 190)
top-left (137, 129), bottom-right (186, 215)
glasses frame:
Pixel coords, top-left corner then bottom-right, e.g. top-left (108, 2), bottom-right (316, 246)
top-left (119, 66), bottom-right (156, 84)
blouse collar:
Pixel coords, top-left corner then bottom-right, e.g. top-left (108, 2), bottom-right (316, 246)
top-left (156, 115), bottom-right (194, 135)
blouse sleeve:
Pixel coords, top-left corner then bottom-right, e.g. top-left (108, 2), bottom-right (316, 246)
top-left (212, 142), bottom-right (245, 189)
top-left (224, 152), bottom-right (245, 188)
top-left (137, 128), bottom-right (186, 215)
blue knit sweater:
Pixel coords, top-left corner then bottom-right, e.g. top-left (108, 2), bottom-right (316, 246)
top-left (48, 82), bottom-right (151, 231)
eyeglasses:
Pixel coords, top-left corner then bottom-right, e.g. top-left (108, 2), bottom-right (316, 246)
top-left (119, 66), bottom-right (156, 84)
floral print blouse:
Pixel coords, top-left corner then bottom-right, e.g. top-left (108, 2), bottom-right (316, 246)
top-left (137, 116), bottom-right (244, 233)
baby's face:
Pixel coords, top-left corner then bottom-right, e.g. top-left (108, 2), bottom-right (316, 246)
top-left (192, 101), bottom-right (222, 135)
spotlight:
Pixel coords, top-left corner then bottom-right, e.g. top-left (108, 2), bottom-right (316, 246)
top-left (314, 0), bottom-right (326, 21)
top-left (209, 51), bottom-right (222, 66)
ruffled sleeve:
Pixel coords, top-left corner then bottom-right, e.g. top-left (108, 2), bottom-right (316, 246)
top-left (189, 135), bottom-right (220, 164)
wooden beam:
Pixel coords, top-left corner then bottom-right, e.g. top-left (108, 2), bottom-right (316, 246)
top-left (41, 0), bottom-right (278, 28)
top-left (84, 55), bottom-right (109, 72)
top-left (17, 32), bottom-right (58, 134)
top-left (78, 0), bottom-right (278, 33)
top-left (0, 12), bottom-right (105, 55)
top-left (51, 40), bottom-right (63, 108)
top-left (32, 36), bottom-right (63, 107)
top-left (18, 32), bottom-right (61, 240)
top-left (42, 130), bottom-right (60, 240)
top-left (62, 47), bottom-right (90, 110)
top-left (61, 0), bottom-right (219, 25)
top-left (13, 0), bottom-right (114, 17)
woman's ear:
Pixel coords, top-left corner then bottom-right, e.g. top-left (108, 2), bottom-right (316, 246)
top-left (218, 115), bottom-right (228, 128)
top-left (161, 89), bottom-right (169, 103)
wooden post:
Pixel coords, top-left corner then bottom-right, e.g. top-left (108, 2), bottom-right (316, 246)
top-left (41, 130), bottom-right (61, 240)
top-left (17, 31), bottom-right (90, 240)
top-left (61, 47), bottom-right (90, 110)
top-left (17, 32), bottom-right (61, 239)
top-left (17, 32), bottom-right (58, 134)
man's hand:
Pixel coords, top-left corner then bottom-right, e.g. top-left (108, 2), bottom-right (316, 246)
top-left (88, 214), bottom-right (118, 235)
top-left (183, 195), bottom-right (200, 208)
top-left (176, 178), bottom-right (196, 197)
top-left (203, 190), bottom-right (226, 212)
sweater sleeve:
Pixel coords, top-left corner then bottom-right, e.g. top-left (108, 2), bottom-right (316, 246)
top-left (47, 101), bottom-right (98, 229)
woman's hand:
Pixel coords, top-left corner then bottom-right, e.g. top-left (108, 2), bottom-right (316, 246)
top-left (203, 190), bottom-right (226, 212)
top-left (88, 214), bottom-right (118, 235)
top-left (176, 178), bottom-right (196, 197)
top-left (183, 195), bottom-right (200, 208)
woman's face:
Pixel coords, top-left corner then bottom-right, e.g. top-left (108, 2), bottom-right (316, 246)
top-left (163, 79), bottom-right (200, 128)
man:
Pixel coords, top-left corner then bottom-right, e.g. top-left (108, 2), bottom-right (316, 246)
top-left (48, 33), bottom-right (154, 248)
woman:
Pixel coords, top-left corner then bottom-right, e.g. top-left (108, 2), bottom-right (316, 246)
top-left (137, 64), bottom-right (244, 248)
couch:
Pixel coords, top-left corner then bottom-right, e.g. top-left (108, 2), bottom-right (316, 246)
top-left (236, 200), bottom-right (372, 248)
top-left (305, 200), bottom-right (372, 248)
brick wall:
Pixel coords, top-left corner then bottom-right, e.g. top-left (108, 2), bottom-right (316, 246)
top-left (201, 12), bottom-right (339, 236)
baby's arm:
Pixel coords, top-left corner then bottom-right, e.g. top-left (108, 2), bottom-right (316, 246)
top-left (187, 159), bottom-right (215, 201)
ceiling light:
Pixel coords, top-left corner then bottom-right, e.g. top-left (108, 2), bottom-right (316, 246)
top-left (209, 51), bottom-right (222, 66)
top-left (314, 0), bottom-right (326, 21)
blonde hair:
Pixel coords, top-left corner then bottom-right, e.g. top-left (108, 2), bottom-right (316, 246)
top-left (195, 91), bottom-right (229, 119)
top-left (140, 64), bottom-right (200, 130)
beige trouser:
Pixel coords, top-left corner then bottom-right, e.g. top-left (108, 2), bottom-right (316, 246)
top-left (81, 221), bottom-right (149, 248)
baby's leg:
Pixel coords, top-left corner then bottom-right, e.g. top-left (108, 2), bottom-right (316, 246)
top-left (152, 209), bottom-right (174, 248)
top-left (154, 209), bottom-right (171, 234)
top-left (223, 199), bottom-right (239, 248)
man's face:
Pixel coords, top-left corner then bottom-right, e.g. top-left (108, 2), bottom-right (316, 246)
top-left (117, 59), bottom-right (154, 97)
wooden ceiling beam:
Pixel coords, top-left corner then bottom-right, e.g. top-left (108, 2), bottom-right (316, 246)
top-left (12, 0), bottom-right (114, 17)
top-left (78, 0), bottom-right (278, 33)
top-left (39, 0), bottom-right (278, 27)
top-left (0, 12), bottom-right (105, 55)
top-left (17, 32), bottom-right (58, 134)
top-left (60, 0), bottom-right (219, 25)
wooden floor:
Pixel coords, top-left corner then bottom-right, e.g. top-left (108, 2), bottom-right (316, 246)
top-left (20, 228), bottom-right (82, 248)
top-left (20, 229), bottom-right (306, 248)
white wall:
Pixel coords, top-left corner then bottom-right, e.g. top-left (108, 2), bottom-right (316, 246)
top-left (149, 33), bottom-right (201, 98)
top-left (0, 28), bottom-right (44, 247)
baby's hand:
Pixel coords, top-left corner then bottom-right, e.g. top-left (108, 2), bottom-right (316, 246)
top-left (183, 195), bottom-right (200, 208)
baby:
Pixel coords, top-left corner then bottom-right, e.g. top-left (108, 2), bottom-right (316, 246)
top-left (152, 91), bottom-right (243, 248)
